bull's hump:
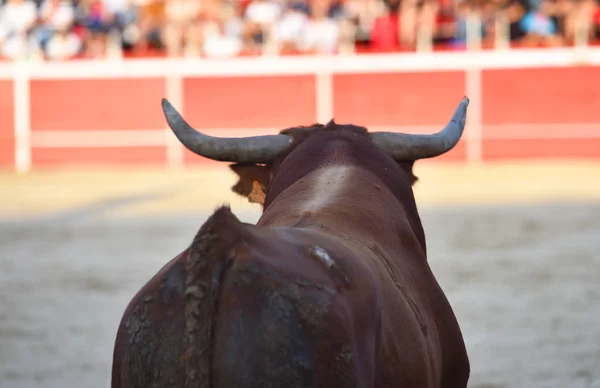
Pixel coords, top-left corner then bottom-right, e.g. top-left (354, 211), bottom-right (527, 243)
top-left (301, 165), bottom-right (354, 212)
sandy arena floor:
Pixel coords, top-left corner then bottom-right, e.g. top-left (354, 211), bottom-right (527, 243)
top-left (1, 161), bottom-right (599, 388)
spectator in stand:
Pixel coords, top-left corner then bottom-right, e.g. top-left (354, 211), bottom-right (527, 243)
top-left (103, 0), bottom-right (141, 51)
top-left (0, 0), bottom-right (38, 59)
top-left (273, 1), bottom-right (309, 52)
top-left (452, 0), bottom-right (493, 48)
top-left (433, 0), bottom-right (459, 45)
top-left (367, 0), bottom-right (441, 51)
top-left (519, 0), bottom-right (564, 46)
top-left (242, 0), bottom-right (282, 52)
top-left (416, 0), bottom-right (441, 46)
top-left (202, 0), bottom-right (244, 57)
top-left (563, 0), bottom-right (598, 43)
top-left (448, 0), bottom-right (468, 47)
top-left (45, 24), bottom-right (83, 59)
top-left (162, 0), bottom-right (201, 56)
top-left (507, 0), bottom-right (527, 42)
top-left (398, 0), bottom-right (418, 49)
top-left (245, 0), bottom-right (282, 24)
top-left (369, 0), bottom-right (401, 51)
top-left (37, 0), bottom-right (81, 58)
top-left (132, 0), bottom-right (165, 53)
top-left (104, 0), bottom-right (127, 24)
top-left (553, 0), bottom-right (573, 38)
top-left (75, 0), bottom-right (115, 57)
top-left (328, 0), bottom-right (347, 18)
top-left (115, 0), bottom-right (140, 51)
top-left (480, 0), bottom-right (501, 46)
top-left (300, 0), bottom-right (341, 53)
top-left (343, 0), bottom-right (383, 48)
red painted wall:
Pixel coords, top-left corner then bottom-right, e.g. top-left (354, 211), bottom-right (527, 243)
top-left (0, 81), bottom-right (14, 167)
top-left (1, 65), bottom-right (598, 169)
top-left (480, 66), bottom-right (600, 161)
top-left (30, 78), bottom-right (166, 131)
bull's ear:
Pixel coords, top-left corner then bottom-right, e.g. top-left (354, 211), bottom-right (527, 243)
top-left (398, 161), bottom-right (419, 186)
top-left (229, 163), bottom-right (271, 205)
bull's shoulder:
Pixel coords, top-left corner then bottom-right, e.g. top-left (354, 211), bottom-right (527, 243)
top-left (111, 250), bottom-right (189, 388)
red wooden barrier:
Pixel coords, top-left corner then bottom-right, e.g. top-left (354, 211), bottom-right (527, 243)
top-left (30, 78), bottom-right (166, 131)
top-left (0, 51), bottom-right (599, 171)
top-left (0, 80), bottom-right (14, 167)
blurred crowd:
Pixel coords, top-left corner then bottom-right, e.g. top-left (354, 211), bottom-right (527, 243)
top-left (0, 0), bottom-right (599, 60)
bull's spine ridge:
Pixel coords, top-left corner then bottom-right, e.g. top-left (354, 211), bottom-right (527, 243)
top-left (184, 206), bottom-right (241, 388)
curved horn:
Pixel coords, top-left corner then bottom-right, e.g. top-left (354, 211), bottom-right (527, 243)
top-left (370, 97), bottom-right (470, 161)
top-left (161, 98), bottom-right (293, 163)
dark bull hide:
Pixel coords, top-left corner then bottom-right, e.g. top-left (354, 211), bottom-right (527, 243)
top-left (111, 97), bottom-right (471, 388)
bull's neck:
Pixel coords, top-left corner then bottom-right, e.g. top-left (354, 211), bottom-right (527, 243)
top-left (261, 164), bottom-right (419, 248)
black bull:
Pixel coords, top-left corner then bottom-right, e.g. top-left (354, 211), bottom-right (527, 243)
top-left (111, 97), bottom-right (471, 388)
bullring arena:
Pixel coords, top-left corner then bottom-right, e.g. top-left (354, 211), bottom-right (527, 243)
top-left (1, 161), bottom-right (600, 388)
top-left (2, 47), bottom-right (600, 388)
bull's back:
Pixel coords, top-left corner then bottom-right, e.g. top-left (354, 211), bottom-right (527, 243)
top-left (209, 226), bottom-right (381, 388)
top-left (111, 208), bottom-right (382, 388)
